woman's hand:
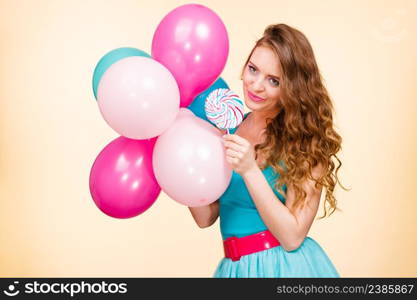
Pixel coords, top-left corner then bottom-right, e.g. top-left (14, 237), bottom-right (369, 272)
top-left (223, 134), bottom-right (258, 176)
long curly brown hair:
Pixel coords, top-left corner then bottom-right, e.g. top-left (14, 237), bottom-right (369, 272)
top-left (242, 24), bottom-right (348, 218)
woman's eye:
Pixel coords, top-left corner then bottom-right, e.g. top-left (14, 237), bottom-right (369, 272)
top-left (248, 65), bottom-right (256, 73)
top-left (269, 78), bottom-right (280, 87)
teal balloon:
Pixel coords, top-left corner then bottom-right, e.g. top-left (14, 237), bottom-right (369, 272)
top-left (92, 47), bottom-right (151, 100)
top-left (188, 77), bottom-right (229, 125)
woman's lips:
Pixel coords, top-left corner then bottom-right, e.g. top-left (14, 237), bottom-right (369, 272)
top-left (247, 90), bottom-right (266, 103)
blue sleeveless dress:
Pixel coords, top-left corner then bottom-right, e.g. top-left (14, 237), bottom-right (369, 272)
top-left (213, 113), bottom-right (339, 278)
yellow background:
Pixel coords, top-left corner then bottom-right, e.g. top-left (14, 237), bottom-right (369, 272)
top-left (1, 0), bottom-right (416, 277)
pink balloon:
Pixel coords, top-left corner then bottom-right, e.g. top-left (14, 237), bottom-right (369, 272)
top-left (153, 108), bottom-right (232, 207)
top-left (151, 4), bottom-right (229, 107)
top-left (97, 56), bottom-right (180, 139)
top-left (89, 136), bottom-right (161, 218)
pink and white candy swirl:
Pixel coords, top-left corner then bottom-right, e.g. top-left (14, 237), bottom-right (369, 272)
top-left (204, 88), bottom-right (244, 130)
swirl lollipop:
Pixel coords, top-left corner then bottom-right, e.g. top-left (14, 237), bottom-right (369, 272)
top-left (205, 88), bottom-right (244, 133)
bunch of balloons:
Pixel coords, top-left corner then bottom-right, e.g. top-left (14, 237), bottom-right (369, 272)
top-left (89, 4), bottom-right (232, 219)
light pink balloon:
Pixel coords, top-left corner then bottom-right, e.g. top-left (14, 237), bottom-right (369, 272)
top-left (153, 108), bottom-right (232, 207)
top-left (89, 136), bottom-right (160, 219)
top-left (151, 4), bottom-right (229, 107)
top-left (97, 56), bottom-right (180, 139)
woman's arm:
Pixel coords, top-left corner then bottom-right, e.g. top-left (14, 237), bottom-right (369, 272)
top-left (188, 200), bottom-right (219, 228)
top-left (223, 133), bottom-right (324, 252)
top-left (242, 164), bottom-right (323, 252)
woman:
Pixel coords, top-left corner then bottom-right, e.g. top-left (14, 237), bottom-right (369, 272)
top-left (189, 24), bottom-right (346, 278)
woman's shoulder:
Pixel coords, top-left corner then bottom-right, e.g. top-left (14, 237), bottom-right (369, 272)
top-left (244, 111), bottom-right (252, 119)
top-left (229, 111), bottom-right (251, 134)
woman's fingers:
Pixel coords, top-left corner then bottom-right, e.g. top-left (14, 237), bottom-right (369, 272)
top-left (223, 140), bottom-right (247, 153)
top-left (223, 134), bottom-right (250, 147)
top-left (226, 148), bottom-right (243, 159)
top-left (225, 156), bottom-right (239, 165)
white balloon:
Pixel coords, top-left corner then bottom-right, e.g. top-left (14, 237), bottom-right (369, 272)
top-left (153, 108), bottom-right (232, 207)
top-left (97, 56), bottom-right (180, 139)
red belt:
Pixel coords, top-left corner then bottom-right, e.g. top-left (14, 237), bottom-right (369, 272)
top-left (223, 230), bottom-right (280, 261)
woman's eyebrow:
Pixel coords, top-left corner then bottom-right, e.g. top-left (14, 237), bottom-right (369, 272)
top-left (249, 61), bottom-right (281, 79)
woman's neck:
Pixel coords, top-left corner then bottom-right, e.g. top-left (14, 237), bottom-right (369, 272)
top-left (248, 109), bottom-right (280, 130)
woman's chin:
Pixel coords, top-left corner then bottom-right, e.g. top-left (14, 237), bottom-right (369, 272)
top-left (245, 99), bottom-right (264, 110)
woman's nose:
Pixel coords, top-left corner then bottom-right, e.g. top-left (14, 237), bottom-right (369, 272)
top-left (252, 77), bottom-right (265, 92)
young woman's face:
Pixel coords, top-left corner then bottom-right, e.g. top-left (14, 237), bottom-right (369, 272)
top-left (242, 46), bottom-right (282, 114)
